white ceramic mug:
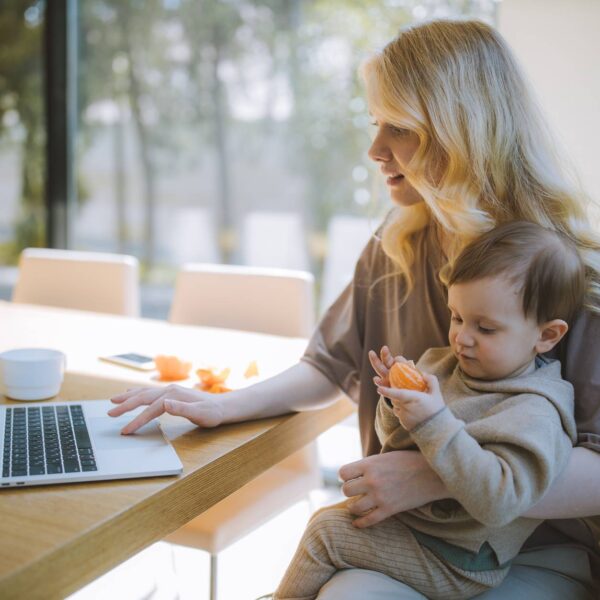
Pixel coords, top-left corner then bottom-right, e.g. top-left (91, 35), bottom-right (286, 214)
top-left (0, 348), bottom-right (66, 401)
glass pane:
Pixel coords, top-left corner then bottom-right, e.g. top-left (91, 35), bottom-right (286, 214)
top-left (76, 1), bottom-right (497, 318)
top-left (0, 1), bottom-right (46, 300)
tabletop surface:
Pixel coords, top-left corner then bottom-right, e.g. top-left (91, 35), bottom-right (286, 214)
top-left (0, 301), bottom-right (354, 600)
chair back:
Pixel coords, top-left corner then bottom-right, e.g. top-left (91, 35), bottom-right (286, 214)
top-left (169, 263), bottom-right (314, 337)
top-left (12, 248), bottom-right (140, 317)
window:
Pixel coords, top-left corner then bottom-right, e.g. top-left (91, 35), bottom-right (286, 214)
top-left (1, 0), bottom-right (498, 314)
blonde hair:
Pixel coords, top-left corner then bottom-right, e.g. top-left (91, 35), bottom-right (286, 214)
top-left (362, 19), bottom-right (600, 312)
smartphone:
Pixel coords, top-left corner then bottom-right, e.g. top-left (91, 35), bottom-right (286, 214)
top-left (99, 353), bottom-right (156, 371)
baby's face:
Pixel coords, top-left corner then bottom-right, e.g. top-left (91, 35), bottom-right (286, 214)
top-left (447, 276), bottom-right (542, 380)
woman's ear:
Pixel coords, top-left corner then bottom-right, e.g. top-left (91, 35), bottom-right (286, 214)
top-left (535, 319), bottom-right (569, 354)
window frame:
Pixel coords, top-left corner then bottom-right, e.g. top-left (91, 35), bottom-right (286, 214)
top-left (44, 0), bottom-right (78, 249)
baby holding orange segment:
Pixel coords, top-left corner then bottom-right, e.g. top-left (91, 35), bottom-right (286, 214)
top-left (273, 222), bottom-right (584, 600)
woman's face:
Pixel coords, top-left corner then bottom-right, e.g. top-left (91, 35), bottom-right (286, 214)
top-left (368, 116), bottom-right (422, 206)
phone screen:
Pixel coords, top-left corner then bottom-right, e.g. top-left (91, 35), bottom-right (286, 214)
top-left (113, 353), bottom-right (154, 363)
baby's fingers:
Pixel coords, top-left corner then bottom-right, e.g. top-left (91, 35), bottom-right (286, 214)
top-left (380, 346), bottom-right (395, 369)
top-left (376, 384), bottom-right (395, 400)
top-left (368, 350), bottom-right (389, 377)
top-left (422, 373), bottom-right (439, 393)
top-left (377, 385), bottom-right (425, 405)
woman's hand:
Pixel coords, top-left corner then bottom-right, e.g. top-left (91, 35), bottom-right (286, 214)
top-left (338, 450), bottom-right (448, 528)
top-left (108, 385), bottom-right (225, 434)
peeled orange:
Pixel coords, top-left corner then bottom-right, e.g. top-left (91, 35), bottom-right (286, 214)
top-left (389, 360), bottom-right (427, 392)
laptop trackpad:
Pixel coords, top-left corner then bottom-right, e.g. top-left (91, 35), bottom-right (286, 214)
top-left (90, 417), bottom-right (167, 451)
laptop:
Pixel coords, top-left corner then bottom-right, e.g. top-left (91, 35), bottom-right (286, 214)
top-left (0, 399), bottom-right (183, 488)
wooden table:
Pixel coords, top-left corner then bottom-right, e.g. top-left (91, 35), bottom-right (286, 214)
top-left (0, 302), bottom-right (354, 599)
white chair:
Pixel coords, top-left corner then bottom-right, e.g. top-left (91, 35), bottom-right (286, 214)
top-left (12, 248), bottom-right (140, 317)
top-left (169, 263), bottom-right (315, 338)
top-left (166, 263), bottom-right (321, 600)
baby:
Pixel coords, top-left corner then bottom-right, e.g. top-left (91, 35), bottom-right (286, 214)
top-left (273, 221), bottom-right (584, 600)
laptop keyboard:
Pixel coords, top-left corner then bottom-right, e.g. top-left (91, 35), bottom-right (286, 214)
top-left (2, 405), bottom-right (97, 478)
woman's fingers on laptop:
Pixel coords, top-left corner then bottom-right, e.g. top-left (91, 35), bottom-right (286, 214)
top-left (111, 387), bottom-right (156, 402)
top-left (120, 398), bottom-right (166, 435)
top-left (108, 386), bottom-right (173, 416)
top-left (109, 387), bottom-right (156, 407)
top-left (108, 384), bottom-right (185, 417)
top-left (110, 388), bottom-right (144, 403)
top-left (118, 387), bottom-right (224, 433)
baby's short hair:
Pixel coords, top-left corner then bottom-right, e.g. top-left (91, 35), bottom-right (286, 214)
top-left (448, 221), bottom-right (585, 323)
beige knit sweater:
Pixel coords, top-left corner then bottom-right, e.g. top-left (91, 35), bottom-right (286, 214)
top-left (375, 347), bottom-right (577, 565)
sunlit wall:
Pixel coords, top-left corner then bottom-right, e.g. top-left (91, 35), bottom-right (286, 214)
top-left (499, 0), bottom-right (600, 225)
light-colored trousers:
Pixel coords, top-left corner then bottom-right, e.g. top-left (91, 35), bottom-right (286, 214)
top-left (274, 504), bottom-right (509, 600)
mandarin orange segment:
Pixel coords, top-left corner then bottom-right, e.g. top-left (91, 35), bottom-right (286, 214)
top-left (196, 367), bottom-right (231, 393)
top-left (389, 360), bottom-right (427, 392)
top-left (154, 355), bottom-right (192, 381)
top-left (244, 360), bottom-right (259, 379)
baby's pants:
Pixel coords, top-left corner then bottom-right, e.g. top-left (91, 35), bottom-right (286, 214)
top-left (274, 503), bottom-right (509, 600)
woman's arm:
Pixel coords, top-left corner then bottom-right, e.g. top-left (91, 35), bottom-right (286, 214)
top-left (220, 360), bottom-right (342, 420)
top-left (524, 446), bottom-right (600, 518)
top-left (109, 360), bottom-right (341, 434)
top-left (340, 446), bottom-right (600, 529)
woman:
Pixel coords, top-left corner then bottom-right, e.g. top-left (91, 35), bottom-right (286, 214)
top-left (109, 20), bottom-right (600, 598)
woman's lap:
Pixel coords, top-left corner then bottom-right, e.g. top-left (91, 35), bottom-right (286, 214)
top-left (316, 546), bottom-right (596, 600)
top-left (316, 568), bottom-right (427, 600)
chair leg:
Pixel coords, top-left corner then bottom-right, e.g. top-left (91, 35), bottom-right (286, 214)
top-left (209, 553), bottom-right (218, 600)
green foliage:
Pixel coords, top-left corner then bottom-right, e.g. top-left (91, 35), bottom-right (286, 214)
top-left (0, 0), bottom-right (45, 261)
top-left (0, 0), bottom-right (496, 270)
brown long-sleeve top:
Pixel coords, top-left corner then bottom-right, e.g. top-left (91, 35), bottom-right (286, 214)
top-left (301, 222), bottom-right (600, 565)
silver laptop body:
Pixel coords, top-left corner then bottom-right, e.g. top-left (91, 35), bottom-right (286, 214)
top-left (1, 399), bottom-right (182, 488)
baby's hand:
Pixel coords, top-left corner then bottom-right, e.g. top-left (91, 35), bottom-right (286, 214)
top-left (369, 346), bottom-right (409, 389)
top-left (377, 371), bottom-right (445, 431)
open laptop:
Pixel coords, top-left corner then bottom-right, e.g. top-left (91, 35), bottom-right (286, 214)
top-left (0, 399), bottom-right (183, 488)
